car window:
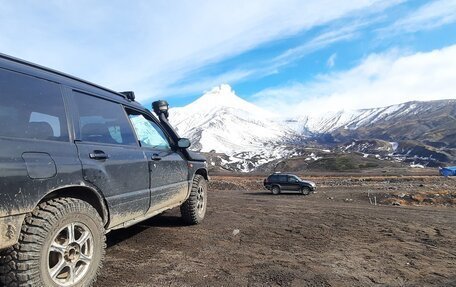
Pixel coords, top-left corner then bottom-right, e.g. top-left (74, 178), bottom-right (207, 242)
top-left (30, 112), bottom-right (62, 137)
top-left (127, 111), bottom-right (171, 150)
top-left (73, 92), bottom-right (137, 146)
top-left (288, 176), bottom-right (298, 183)
top-left (0, 68), bottom-right (69, 141)
top-left (279, 175), bottom-right (287, 182)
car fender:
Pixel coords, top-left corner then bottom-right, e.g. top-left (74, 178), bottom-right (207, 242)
top-left (39, 182), bottom-right (110, 226)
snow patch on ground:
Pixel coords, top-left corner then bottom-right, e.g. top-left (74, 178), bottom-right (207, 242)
top-left (410, 163), bottom-right (425, 168)
top-left (390, 142), bottom-right (399, 151)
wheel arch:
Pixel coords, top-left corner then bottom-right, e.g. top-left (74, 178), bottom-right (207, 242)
top-left (194, 168), bottom-right (208, 181)
top-left (39, 185), bottom-right (110, 226)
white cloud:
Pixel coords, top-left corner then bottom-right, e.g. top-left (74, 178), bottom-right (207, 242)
top-left (253, 44), bottom-right (456, 116)
top-left (327, 53), bottom-right (337, 68)
top-left (269, 19), bottom-right (377, 70)
top-left (163, 70), bottom-right (254, 97)
top-left (382, 0), bottom-right (456, 33)
top-left (0, 0), bottom-right (399, 102)
top-left (175, 18), bottom-right (384, 96)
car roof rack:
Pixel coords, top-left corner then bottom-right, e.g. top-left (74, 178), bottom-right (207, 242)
top-left (0, 53), bottom-right (130, 101)
top-left (120, 91), bottom-right (135, 101)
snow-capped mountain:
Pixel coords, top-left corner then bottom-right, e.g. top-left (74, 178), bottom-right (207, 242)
top-left (169, 84), bottom-right (456, 171)
top-left (169, 85), bottom-right (303, 171)
top-left (169, 84), bottom-right (293, 155)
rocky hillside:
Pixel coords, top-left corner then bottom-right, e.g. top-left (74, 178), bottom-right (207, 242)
top-left (328, 100), bottom-right (456, 145)
top-left (326, 100), bottom-right (456, 167)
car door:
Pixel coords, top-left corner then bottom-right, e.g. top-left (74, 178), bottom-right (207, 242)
top-left (278, 175), bottom-right (290, 190)
top-left (287, 176), bottom-right (301, 191)
top-left (126, 109), bottom-right (189, 213)
top-left (70, 90), bottom-right (150, 227)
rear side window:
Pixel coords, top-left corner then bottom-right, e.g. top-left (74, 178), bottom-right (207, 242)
top-left (0, 68), bottom-right (69, 141)
top-left (278, 175), bottom-right (287, 182)
top-left (73, 92), bottom-right (137, 146)
top-left (269, 175), bottom-right (278, 182)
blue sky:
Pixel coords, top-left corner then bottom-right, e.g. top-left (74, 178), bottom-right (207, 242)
top-left (1, 0), bottom-right (456, 115)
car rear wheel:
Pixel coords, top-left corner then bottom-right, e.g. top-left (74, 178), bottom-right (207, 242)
top-left (301, 186), bottom-right (311, 195)
top-left (271, 186), bottom-right (280, 195)
top-left (0, 198), bottom-right (105, 287)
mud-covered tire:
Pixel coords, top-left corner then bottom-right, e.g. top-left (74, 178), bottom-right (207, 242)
top-left (0, 198), bottom-right (105, 287)
top-left (272, 186), bottom-right (280, 195)
top-left (180, 175), bottom-right (207, 225)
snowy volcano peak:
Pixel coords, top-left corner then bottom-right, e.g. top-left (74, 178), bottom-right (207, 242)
top-left (193, 84), bottom-right (241, 108)
top-left (169, 84), bottom-right (289, 155)
top-left (183, 84), bottom-right (270, 118)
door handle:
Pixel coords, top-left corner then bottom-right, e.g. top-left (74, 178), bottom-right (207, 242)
top-left (89, 150), bottom-right (109, 160)
top-left (151, 153), bottom-right (161, 161)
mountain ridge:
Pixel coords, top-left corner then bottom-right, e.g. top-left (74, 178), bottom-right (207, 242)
top-left (169, 84), bottom-right (456, 171)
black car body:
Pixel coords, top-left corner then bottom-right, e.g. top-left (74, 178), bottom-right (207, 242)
top-left (0, 53), bottom-right (208, 286)
top-left (264, 173), bottom-right (316, 195)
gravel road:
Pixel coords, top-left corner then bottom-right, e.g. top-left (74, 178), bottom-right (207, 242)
top-left (96, 181), bottom-right (456, 287)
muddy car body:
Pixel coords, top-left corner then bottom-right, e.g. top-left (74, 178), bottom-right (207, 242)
top-left (0, 53), bottom-right (208, 286)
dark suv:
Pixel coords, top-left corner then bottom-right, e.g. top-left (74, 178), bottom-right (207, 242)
top-left (0, 54), bottom-right (208, 287)
top-left (264, 173), bottom-right (316, 195)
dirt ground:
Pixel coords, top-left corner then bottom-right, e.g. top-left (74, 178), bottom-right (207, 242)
top-left (96, 176), bottom-right (456, 287)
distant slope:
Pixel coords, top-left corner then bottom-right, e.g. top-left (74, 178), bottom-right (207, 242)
top-left (284, 99), bottom-right (456, 139)
top-left (327, 100), bottom-right (456, 144)
top-left (293, 100), bottom-right (456, 167)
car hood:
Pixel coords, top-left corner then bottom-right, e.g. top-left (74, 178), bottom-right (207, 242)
top-left (300, 180), bottom-right (316, 187)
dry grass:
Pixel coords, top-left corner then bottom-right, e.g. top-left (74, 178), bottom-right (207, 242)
top-left (380, 190), bottom-right (456, 207)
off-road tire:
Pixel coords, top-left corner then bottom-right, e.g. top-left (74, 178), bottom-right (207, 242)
top-left (301, 186), bottom-right (311, 195)
top-left (0, 198), bottom-right (105, 287)
top-left (272, 186), bottom-right (280, 195)
top-left (181, 175), bottom-right (207, 225)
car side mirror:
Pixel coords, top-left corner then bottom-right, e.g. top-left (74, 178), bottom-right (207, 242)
top-left (177, 138), bottom-right (191, 148)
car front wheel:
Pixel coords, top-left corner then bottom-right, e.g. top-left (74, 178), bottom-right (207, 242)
top-left (181, 174), bottom-right (207, 225)
top-left (0, 198), bottom-right (105, 287)
top-left (301, 186), bottom-right (311, 195)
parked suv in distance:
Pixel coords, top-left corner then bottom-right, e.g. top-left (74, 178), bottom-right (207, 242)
top-left (264, 173), bottom-right (316, 195)
top-left (0, 53), bottom-right (208, 287)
